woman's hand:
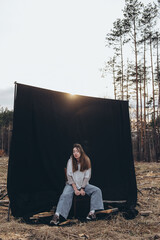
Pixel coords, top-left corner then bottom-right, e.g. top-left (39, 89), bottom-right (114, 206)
top-left (74, 189), bottom-right (81, 196)
top-left (72, 183), bottom-right (80, 196)
top-left (80, 188), bottom-right (85, 196)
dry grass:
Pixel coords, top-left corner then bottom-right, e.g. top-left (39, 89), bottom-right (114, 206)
top-left (0, 157), bottom-right (160, 240)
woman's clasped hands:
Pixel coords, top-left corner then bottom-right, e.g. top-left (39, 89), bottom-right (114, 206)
top-left (74, 188), bottom-right (85, 196)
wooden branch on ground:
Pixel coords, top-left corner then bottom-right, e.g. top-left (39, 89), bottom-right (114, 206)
top-left (30, 211), bottom-right (54, 219)
top-left (103, 200), bottom-right (126, 203)
top-left (0, 200), bottom-right (9, 204)
top-left (59, 219), bottom-right (72, 226)
top-left (140, 211), bottom-right (152, 216)
top-left (140, 187), bottom-right (160, 191)
top-left (96, 208), bottom-right (119, 215)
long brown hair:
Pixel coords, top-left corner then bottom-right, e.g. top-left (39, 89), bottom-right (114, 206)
top-left (72, 143), bottom-right (91, 172)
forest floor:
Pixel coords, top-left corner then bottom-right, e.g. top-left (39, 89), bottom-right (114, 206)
top-left (0, 157), bottom-right (160, 240)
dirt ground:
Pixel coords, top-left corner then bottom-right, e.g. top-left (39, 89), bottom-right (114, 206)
top-left (0, 157), bottom-right (160, 240)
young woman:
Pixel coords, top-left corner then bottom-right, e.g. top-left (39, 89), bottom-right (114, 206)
top-left (50, 143), bottom-right (104, 225)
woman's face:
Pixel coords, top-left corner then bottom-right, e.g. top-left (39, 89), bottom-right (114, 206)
top-left (73, 147), bottom-right (81, 160)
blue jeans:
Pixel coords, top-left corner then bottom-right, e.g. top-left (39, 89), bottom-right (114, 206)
top-left (56, 184), bottom-right (104, 219)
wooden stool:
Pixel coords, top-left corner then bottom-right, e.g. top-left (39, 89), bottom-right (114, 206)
top-left (64, 168), bottom-right (90, 218)
top-left (72, 194), bottom-right (90, 218)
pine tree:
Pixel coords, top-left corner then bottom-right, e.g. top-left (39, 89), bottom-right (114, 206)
top-left (106, 18), bottom-right (129, 100)
top-left (123, 0), bottom-right (143, 161)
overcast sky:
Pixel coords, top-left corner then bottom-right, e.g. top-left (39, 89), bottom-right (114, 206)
top-left (0, 0), bottom-right (154, 110)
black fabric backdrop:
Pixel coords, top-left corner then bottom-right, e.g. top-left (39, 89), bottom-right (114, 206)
top-left (7, 83), bottom-right (137, 217)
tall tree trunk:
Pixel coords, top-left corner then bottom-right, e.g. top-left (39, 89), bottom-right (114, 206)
top-left (1, 126), bottom-right (4, 151)
top-left (140, 74), bottom-right (143, 161)
top-left (157, 33), bottom-right (160, 115)
top-left (156, 33), bottom-right (160, 161)
top-left (120, 36), bottom-right (124, 100)
top-left (150, 37), bottom-right (156, 128)
top-left (8, 123), bottom-right (11, 155)
top-left (126, 59), bottom-right (129, 101)
top-left (147, 84), bottom-right (150, 123)
top-left (143, 39), bottom-right (147, 161)
top-left (113, 58), bottom-right (117, 100)
top-left (134, 19), bottom-right (139, 161)
top-left (150, 36), bottom-right (157, 161)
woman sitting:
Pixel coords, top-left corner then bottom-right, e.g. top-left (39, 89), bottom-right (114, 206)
top-left (50, 143), bottom-right (104, 225)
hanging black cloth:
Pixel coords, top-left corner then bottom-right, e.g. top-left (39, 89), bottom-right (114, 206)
top-left (7, 83), bottom-right (137, 217)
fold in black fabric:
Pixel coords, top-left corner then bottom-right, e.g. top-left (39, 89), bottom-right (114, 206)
top-left (7, 83), bottom-right (137, 217)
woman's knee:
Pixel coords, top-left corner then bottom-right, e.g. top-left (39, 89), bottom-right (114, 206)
top-left (94, 186), bottom-right (102, 194)
top-left (86, 184), bottom-right (102, 194)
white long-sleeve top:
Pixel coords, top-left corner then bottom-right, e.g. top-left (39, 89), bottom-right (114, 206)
top-left (67, 158), bottom-right (91, 190)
